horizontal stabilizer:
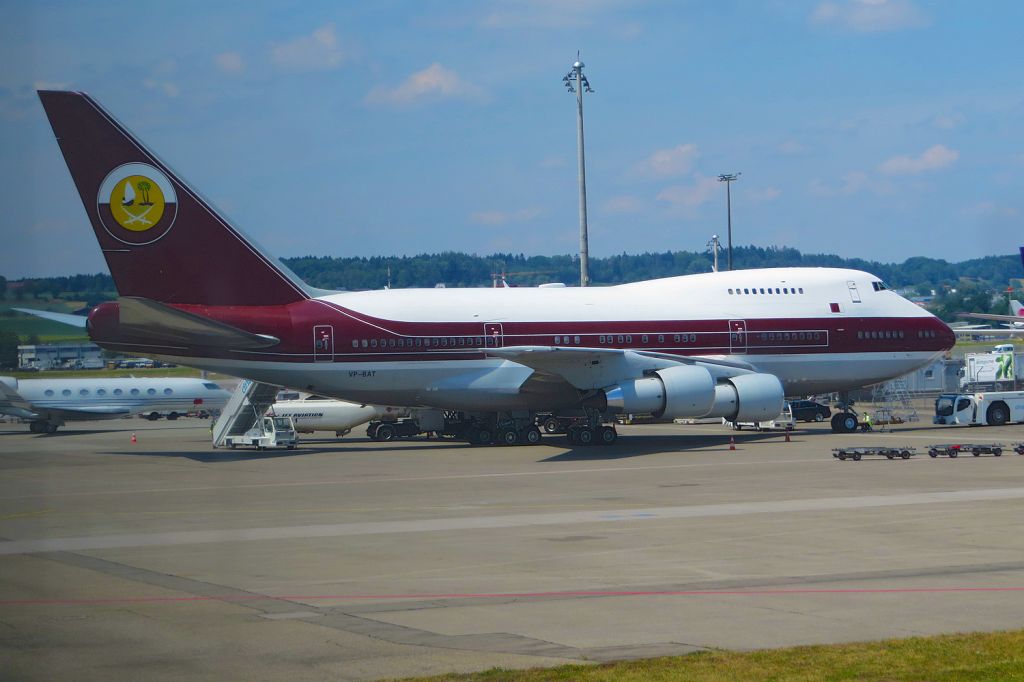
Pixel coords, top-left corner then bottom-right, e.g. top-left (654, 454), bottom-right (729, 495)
top-left (14, 308), bottom-right (88, 328)
top-left (117, 297), bottom-right (280, 349)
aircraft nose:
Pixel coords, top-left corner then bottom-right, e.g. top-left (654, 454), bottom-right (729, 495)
top-left (932, 316), bottom-right (956, 351)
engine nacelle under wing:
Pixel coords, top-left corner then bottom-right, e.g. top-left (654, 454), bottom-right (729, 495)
top-left (604, 367), bottom-right (784, 422)
top-left (702, 373), bottom-right (785, 423)
top-left (604, 365), bottom-right (715, 419)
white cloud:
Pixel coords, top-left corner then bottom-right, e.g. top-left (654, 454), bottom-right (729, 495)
top-left (634, 143), bottom-right (699, 177)
top-left (811, 0), bottom-right (927, 32)
top-left (215, 52), bottom-right (245, 74)
top-left (656, 175), bottom-right (719, 210)
top-left (778, 139), bottom-right (808, 155)
top-left (366, 63), bottom-right (482, 106)
top-left (747, 187), bottom-right (782, 202)
top-left (271, 24), bottom-right (345, 71)
top-left (142, 79), bottom-right (179, 97)
top-left (480, 0), bottom-right (632, 29)
top-left (602, 195), bottom-right (644, 214)
top-left (878, 144), bottom-right (958, 175)
top-left (470, 207), bottom-right (542, 225)
top-left (932, 112), bottom-right (965, 130)
top-left (809, 171), bottom-right (868, 196)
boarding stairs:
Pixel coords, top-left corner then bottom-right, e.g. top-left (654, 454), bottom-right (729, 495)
top-left (870, 377), bottom-right (919, 425)
top-left (212, 379), bottom-right (281, 447)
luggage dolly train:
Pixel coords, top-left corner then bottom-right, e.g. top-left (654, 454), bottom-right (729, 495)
top-left (832, 446), bottom-right (915, 461)
top-left (927, 443), bottom-right (1012, 458)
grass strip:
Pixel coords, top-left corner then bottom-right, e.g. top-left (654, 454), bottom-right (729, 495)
top-left (398, 629), bottom-right (1024, 681)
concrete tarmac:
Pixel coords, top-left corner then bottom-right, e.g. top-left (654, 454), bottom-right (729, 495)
top-left (2, 417), bottom-right (1024, 680)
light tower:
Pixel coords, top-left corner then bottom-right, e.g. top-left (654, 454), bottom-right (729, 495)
top-left (563, 54), bottom-right (594, 287)
top-left (717, 172), bottom-right (741, 271)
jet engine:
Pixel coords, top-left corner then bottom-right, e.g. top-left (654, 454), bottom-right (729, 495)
top-left (701, 373), bottom-right (785, 423)
top-left (603, 365), bottom-right (716, 419)
top-left (603, 367), bottom-right (784, 422)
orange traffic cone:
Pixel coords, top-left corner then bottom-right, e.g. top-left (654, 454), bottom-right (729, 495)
top-left (131, 432), bottom-right (137, 444)
top-left (729, 435), bottom-right (736, 451)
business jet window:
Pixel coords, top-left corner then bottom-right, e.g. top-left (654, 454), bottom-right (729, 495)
top-left (130, 389), bottom-right (140, 395)
top-left (728, 288), bottom-right (734, 294)
top-left (45, 389), bottom-right (54, 396)
top-left (147, 389), bottom-right (156, 395)
top-left (114, 388), bottom-right (123, 395)
top-left (164, 388), bottom-right (173, 395)
top-left (62, 389), bottom-right (71, 396)
top-left (79, 389), bottom-right (88, 396)
top-left (798, 288), bottom-right (804, 294)
top-left (97, 389), bottom-right (106, 396)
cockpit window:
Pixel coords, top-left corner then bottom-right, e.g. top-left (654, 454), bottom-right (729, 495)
top-left (871, 281), bottom-right (889, 291)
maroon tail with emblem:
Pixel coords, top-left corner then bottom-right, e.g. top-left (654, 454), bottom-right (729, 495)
top-left (38, 90), bottom-right (309, 307)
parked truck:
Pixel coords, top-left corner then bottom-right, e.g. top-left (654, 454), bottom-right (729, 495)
top-left (933, 391), bottom-right (1024, 426)
top-left (224, 415), bottom-right (298, 450)
top-left (960, 350), bottom-right (1023, 392)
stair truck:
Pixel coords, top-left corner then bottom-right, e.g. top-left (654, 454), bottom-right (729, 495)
top-left (224, 415), bottom-right (298, 450)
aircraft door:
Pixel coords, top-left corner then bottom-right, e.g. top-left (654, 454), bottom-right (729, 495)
top-left (484, 323), bottom-right (504, 348)
top-left (847, 281), bottom-right (862, 303)
top-left (313, 325), bottom-right (334, 362)
top-left (728, 319), bottom-right (747, 353)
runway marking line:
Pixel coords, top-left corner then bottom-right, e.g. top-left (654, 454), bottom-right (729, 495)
top-left (4, 586), bottom-right (1024, 607)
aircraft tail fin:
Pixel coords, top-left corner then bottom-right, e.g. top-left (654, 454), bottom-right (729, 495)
top-left (1012, 300), bottom-right (1023, 317)
top-left (37, 91), bottom-right (310, 306)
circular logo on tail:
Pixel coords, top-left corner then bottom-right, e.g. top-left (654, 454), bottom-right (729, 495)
top-left (97, 163), bottom-right (177, 245)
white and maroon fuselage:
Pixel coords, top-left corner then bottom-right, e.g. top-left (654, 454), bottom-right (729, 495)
top-left (87, 267), bottom-right (954, 410)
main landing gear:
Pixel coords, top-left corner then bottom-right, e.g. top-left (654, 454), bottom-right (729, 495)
top-left (28, 420), bottom-right (59, 434)
top-left (566, 409), bottom-right (618, 447)
top-left (829, 393), bottom-right (860, 433)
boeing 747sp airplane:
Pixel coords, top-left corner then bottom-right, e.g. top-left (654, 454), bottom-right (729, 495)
top-left (36, 90), bottom-right (955, 442)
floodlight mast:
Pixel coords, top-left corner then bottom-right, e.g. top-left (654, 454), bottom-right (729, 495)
top-left (717, 172), bottom-right (741, 271)
top-left (564, 54), bottom-right (594, 287)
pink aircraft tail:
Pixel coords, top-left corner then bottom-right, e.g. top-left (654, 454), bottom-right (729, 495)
top-left (38, 91), bottom-right (309, 306)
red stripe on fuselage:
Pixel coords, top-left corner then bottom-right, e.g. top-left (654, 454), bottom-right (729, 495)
top-left (90, 299), bottom-right (956, 363)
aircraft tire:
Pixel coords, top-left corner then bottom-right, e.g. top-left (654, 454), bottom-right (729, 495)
top-left (599, 426), bottom-right (617, 445)
top-left (473, 427), bottom-right (493, 446)
top-left (375, 424), bottom-right (397, 442)
top-left (45, 423), bottom-right (58, 433)
top-left (576, 427), bottom-right (595, 446)
top-left (29, 421), bottom-right (42, 434)
top-left (523, 426), bottom-right (542, 445)
top-left (841, 413), bottom-right (858, 433)
top-left (167, 412), bottom-right (179, 421)
top-left (499, 429), bottom-right (519, 446)
top-left (994, 448), bottom-right (1002, 457)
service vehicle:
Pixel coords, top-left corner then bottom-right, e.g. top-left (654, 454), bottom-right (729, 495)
top-left (725, 402), bottom-right (795, 431)
top-left (832, 446), bottom-right (915, 461)
top-left (368, 410), bottom-right (548, 445)
top-left (933, 391), bottom-right (1024, 426)
top-left (960, 351), bottom-right (1022, 391)
top-left (928, 443), bottom-right (1004, 458)
top-left (224, 415), bottom-right (297, 450)
top-left (789, 399), bottom-right (832, 422)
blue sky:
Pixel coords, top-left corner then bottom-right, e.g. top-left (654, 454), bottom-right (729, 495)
top-left (1, 0), bottom-right (1021, 278)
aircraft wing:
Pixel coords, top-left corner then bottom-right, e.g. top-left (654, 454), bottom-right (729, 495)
top-left (13, 308), bottom-right (88, 328)
top-left (958, 312), bottom-right (1024, 325)
top-left (486, 346), bottom-right (754, 391)
top-left (0, 381), bottom-right (40, 420)
top-left (953, 327), bottom-right (1024, 338)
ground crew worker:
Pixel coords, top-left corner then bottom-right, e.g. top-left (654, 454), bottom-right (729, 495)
top-left (863, 411), bottom-right (872, 431)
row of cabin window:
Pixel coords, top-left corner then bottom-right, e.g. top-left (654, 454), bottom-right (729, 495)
top-left (757, 331), bottom-right (823, 342)
top-left (593, 333), bottom-right (699, 345)
top-left (857, 330), bottom-right (905, 340)
top-left (352, 337), bottom-right (489, 349)
top-left (45, 387), bottom-right (174, 397)
top-left (729, 286), bottom-right (804, 295)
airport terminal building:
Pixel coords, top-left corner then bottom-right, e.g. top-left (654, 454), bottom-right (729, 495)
top-left (17, 343), bottom-right (106, 370)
